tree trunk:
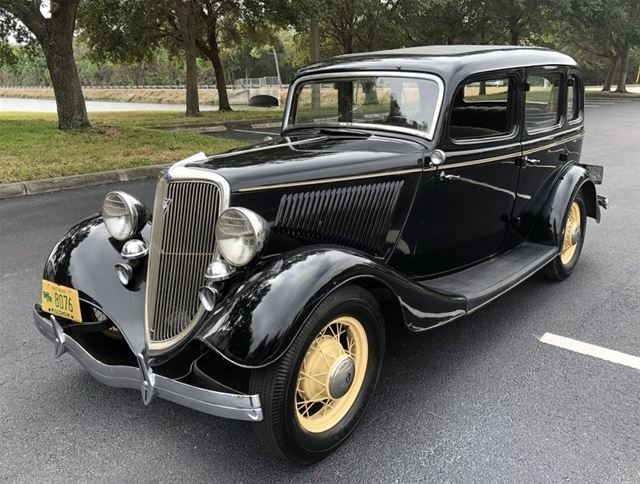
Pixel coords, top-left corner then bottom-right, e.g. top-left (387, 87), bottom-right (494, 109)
top-left (362, 80), bottom-right (378, 105)
top-left (41, 34), bottom-right (90, 130)
top-left (179, 0), bottom-right (200, 117)
top-left (614, 46), bottom-right (630, 93)
top-left (13, 0), bottom-right (91, 130)
top-left (602, 55), bottom-right (617, 92)
top-left (207, 45), bottom-right (231, 111)
top-left (479, 80), bottom-right (487, 96)
top-left (508, 14), bottom-right (520, 45)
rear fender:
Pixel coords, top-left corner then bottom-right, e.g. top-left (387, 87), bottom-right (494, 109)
top-left (529, 163), bottom-right (599, 247)
top-left (197, 247), bottom-right (465, 368)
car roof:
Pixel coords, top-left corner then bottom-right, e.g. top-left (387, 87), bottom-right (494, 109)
top-left (295, 45), bottom-right (578, 82)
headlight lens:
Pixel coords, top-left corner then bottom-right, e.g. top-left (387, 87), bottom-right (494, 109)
top-left (215, 207), bottom-right (268, 266)
top-left (102, 191), bottom-right (147, 241)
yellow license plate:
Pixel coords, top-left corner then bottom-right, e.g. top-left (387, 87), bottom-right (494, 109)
top-left (41, 280), bottom-right (82, 323)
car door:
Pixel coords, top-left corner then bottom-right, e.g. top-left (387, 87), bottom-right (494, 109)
top-left (414, 72), bottom-right (522, 276)
top-left (509, 67), bottom-right (584, 241)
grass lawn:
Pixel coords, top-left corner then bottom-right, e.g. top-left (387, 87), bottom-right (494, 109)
top-left (0, 110), bottom-right (282, 184)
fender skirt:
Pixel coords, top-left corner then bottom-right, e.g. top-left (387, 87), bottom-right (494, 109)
top-left (197, 247), bottom-right (465, 368)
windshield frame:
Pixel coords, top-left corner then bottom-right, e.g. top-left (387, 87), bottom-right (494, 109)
top-left (282, 70), bottom-right (445, 140)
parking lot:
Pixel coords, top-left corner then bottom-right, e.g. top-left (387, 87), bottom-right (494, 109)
top-left (0, 97), bottom-right (638, 482)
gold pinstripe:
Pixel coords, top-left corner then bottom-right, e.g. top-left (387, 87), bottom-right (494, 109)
top-left (237, 167), bottom-right (425, 192)
top-left (236, 132), bottom-right (584, 193)
top-left (443, 132), bottom-right (584, 170)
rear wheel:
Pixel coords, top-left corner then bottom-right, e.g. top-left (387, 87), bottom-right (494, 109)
top-left (543, 191), bottom-right (587, 281)
top-left (249, 284), bottom-right (384, 465)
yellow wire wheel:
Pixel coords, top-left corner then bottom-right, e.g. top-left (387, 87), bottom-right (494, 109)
top-left (295, 316), bottom-right (368, 433)
top-left (560, 201), bottom-right (581, 265)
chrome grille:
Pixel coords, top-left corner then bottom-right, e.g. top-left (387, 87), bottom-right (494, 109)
top-left (146, 178), bottom-right (221, 348)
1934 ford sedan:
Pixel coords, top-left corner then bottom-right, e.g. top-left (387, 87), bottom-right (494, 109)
top-left (34, 46), bottom-right (607, 464)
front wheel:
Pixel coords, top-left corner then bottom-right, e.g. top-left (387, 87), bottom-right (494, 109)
top-left (543, 190), bottom-right (587, 281)
top-left (249, 284), bottom-right (385, 465)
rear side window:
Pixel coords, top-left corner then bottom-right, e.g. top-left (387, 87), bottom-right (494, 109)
top-left (450, 77), bottom-right (514, 140)
top-left (567, 75), bottom-right (580, 121)
top-left (525, 73), bottom-right (561, 131)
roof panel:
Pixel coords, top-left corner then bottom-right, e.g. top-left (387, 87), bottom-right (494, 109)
top-left (297, 45), bottom-right (578, 81)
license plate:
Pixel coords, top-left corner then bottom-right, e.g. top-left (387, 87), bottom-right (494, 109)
top-left (41, 280), bottom-right (82, 323)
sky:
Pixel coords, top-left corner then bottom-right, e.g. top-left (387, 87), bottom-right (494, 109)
top-left (40, 1), bottom-right (51, 19)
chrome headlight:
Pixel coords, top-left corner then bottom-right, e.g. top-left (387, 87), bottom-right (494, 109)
top-left (102, 191), bottom-right (147, 241)
top-left (215, 207), bottom-right (269, 266)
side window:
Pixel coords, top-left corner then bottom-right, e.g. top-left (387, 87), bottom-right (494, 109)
top-left (449, 77), bottom-right (514, 141)
top-left (567, 75), bottom-right (580, 121)
top-left (525, 73), bottom-right (561, 131)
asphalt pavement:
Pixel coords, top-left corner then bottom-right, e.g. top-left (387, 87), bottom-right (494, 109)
top-left (1, 98), bottom-right (639, 482)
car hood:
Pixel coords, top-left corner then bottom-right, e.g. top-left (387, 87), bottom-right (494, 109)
top-left (181, 134), bottom-right (425, 192)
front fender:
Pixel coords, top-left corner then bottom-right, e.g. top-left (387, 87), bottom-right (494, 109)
top-left (43, 214), bottom-right (150, 355)
top-left (197, 247), bottom-right (465, 368)
top-left (529, 163), bottom-right (599, 247)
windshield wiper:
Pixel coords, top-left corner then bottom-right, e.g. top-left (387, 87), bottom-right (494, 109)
top-left (318, 127), bottom-right (372, 137)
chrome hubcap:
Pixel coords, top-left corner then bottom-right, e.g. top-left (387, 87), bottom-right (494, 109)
top-left (327, 355), bottom-right (355, 399)
top-left (570, 225), bottom-right (581, 246)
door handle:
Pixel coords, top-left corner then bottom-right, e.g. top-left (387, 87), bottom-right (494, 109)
top-left (521, 156), bottom-right (541, 165)
top-left (439, 172), bottom-right (460, 181)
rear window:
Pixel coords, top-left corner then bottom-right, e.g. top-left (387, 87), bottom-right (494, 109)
top-left (525, 73), bottom-right (561, 131)
top-left (450, 77), bottom-right (514, 140)
top-left (567, 75), bottom-right (580, 121)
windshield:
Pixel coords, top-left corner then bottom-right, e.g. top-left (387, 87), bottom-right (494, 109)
top-left (285, 74), bottom-right (442, 139)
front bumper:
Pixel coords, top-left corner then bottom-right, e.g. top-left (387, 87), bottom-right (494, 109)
top-left (33, 305), bottom-right (262, 422)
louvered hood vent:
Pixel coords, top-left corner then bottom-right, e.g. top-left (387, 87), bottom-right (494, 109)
top-left (274, 181), bottom-right (404, 255)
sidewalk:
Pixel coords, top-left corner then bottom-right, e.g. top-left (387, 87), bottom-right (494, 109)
top-left (0, 164), bottom-right (169, 200)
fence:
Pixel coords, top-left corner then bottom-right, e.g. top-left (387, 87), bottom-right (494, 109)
top-left (233, 77), bottom-right (284, 89)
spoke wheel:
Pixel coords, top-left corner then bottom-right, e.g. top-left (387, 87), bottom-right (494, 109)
top-left (295, 317), bottom-right (367, 433)
top-left (543, 191), bottom-right (587, 281)
top-left (560, 202), bottom-right (581, 265)
top-left (248, 284), bottom-right (384, 465)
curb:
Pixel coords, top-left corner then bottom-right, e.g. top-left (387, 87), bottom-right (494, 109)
top-left (0, 163), bottom-right (170, 201)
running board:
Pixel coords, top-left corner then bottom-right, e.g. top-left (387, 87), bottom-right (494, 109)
top-left (420, 243), bottom-right (558, 313)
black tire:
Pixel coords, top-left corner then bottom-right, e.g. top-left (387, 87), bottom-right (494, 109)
top-left (543, 190), bottom-right (587, 281)
top-left (249, 284), bottom-right (385, 465)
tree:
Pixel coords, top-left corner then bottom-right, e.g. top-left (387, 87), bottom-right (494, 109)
top-left (609, 0), bottom-right (640, 93)
top-left (80, 0), bottom-right (201, 116)
top-left (193, 1), bottom-right (287, 111)
top-left (0, 0), bottom-right (90, 129)
top-left (176, 1), bottom-right (200, 115)
top-left (560, 0), bottom-right (640, 92)
top-left (194, 1), bottom-right (237, 111)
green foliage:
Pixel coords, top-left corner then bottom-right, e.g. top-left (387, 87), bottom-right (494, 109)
top-left (1, 0), bottom-right (639, 89)
top-left (0, 8), bottom-right (38, 66)
top-left (78, 0), bottom-right (169, 63)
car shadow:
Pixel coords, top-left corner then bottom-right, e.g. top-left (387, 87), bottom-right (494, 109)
top-left (67, 273), bottom-right (559, 477)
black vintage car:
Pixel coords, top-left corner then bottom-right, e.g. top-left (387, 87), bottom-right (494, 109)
top-left (35, 45), bottom-right (607, 464)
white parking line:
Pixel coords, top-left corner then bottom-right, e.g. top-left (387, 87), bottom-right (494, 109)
top-left (539, 333), bottom-right (640, 370)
